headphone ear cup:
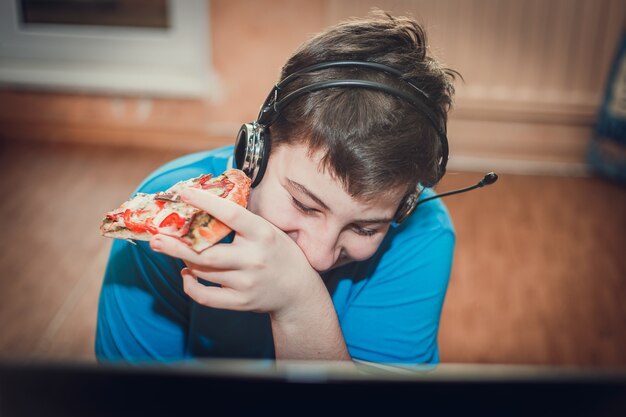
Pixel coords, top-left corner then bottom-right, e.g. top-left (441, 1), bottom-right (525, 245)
top-left (393, 192), bottom-right (419, 223)
top-left (234, 122), bottom-right (271, 188)
top-left (234, 124), bottom-right (250, 171)
top-left (253, 126), bottom-right (271, 188)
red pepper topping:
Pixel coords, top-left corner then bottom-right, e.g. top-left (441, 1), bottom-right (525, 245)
top-left (159, 212), bottom-right (186, 229)
top-left (197, 174), bottom-right (213, 185)
top-left (123, 209), bottom-right (149, 234)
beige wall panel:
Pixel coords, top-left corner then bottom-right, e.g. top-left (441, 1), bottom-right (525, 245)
top-left (1, 0), bottom-right (624, 174)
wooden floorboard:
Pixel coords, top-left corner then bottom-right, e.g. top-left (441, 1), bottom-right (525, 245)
top-left (0, 140), bottom-right (181, 362)
top-left (0, 139), bottom-right (624, 367)
top-left (439, 172), bottom-right (626, 367)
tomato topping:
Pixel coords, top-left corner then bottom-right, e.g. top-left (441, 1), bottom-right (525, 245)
top-left (159, 212), bottom-right (186, 229)
top-left (155, 200), bottom-right (166, 211)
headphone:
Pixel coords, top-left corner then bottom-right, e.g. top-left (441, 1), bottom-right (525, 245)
top-left (234, 60), bottom-right (450, 223)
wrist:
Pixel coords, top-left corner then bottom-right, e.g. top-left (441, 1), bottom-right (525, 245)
top-left (270, 270), bottom-right (329, 325)
top-left (269, 275), bottom-right (349, 360)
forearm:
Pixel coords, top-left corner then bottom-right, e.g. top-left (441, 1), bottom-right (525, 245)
top-left (270, 281), bottom-right (351, 361)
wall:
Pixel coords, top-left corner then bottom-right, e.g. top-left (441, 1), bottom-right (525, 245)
top-left (0, 0), bottom-right (327, 152)
top-left (0, 0), bottom-right (624, 174)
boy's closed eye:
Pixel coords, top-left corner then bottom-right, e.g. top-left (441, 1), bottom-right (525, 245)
top-left (291, 196), bottom-right (319, 214)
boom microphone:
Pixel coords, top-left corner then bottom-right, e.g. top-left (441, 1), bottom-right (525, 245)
top-left (416, 172), bottom-right (498, 207)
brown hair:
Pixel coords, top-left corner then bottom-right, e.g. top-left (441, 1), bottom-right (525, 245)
top-left (270, 10), bottom-right (458, 201)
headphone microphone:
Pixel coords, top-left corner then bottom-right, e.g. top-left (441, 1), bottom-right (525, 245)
top-left (416, 172), bottom-right (499, 207)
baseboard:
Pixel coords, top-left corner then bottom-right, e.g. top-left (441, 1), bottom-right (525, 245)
top-left (446, 117), bottom-right (594, 176)
top-left (0, 117), bottom-right (595, 177)
top-left (0, 121), bottom-right (232, 152)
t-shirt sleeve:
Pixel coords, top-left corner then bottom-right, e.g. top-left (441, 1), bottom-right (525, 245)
top-left (96, 147), bottom-right (233, 362)
top-left (336, 204), bottom-right (455, 364)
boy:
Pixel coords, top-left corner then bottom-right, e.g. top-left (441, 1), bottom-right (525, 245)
top-left (96, 11), bottom-right (457, 363)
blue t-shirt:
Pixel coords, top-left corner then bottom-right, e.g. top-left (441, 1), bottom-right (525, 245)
top-left (95, 145), bottom-right (455, 363)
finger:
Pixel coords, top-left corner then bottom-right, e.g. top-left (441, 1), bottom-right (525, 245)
top-left (187, 240), bottom-right (253, 270)
top-left (184, 260), bottom-right (225, 273)
top-left (180, 187), bottom-right (261, 238)
top-left (181, 268), bottom-right (244, 310)
top-left (184, 266), bottom-right (240, 289)
top-left (154, 234), bottom-right (252, 270)
top-left (150, 234), bottom-right (207, 264)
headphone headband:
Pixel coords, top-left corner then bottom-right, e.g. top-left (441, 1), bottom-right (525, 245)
top-left (272, 60), bottom-right (432, 106)
top-left (263, 79), bottom-right (446, 141)
top-left (236, 60), bottom-right (450, 221)
top-left (257, 61), bottom-right (448, 179)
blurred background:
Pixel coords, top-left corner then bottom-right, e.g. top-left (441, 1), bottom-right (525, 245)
top-left (0, 0), bottom-right (625, 367)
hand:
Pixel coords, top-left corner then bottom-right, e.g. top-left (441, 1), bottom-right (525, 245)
top-left (149, 187), bottom-right (322, 320)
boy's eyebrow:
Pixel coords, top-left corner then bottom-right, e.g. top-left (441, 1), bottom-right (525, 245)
top-left (287, 179), bottom-right (330, 211)
top-left (286, 179), bottom-right (394, 224)
top-left (355, 216), bottom-right (395, 225)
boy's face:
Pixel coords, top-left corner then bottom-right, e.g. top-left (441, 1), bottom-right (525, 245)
top-left (247, 143), bottom-right (401, 273)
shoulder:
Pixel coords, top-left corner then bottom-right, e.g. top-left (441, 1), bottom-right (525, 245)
top-left (361, 187), bottom-right (456, 294)
top-left (135, 145), bottom-right (235, 195)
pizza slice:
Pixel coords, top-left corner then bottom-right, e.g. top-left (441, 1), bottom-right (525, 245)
top-left (100, 168), bottom-right (251, 252)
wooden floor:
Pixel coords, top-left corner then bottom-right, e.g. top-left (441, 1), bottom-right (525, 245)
top-left (0, 139), bottom-right (625, 368)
